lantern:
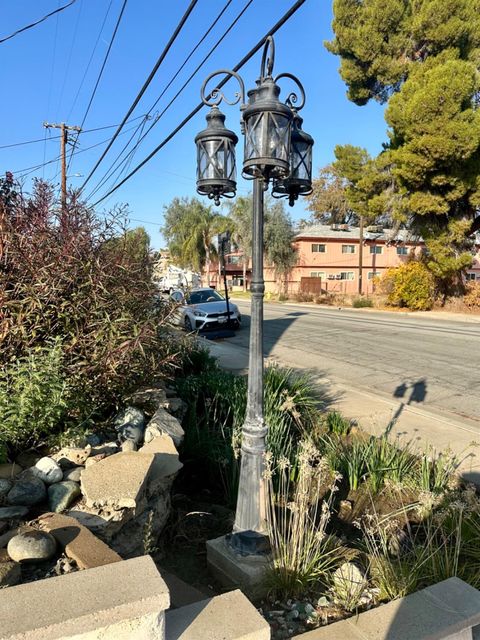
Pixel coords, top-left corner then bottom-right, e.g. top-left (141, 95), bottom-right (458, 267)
top-left (195, 106), bottom-right (238, 205)
top-left (272, 110), bottom-right (314, 206)
top-left (242, 77), bottom-right (293, 181)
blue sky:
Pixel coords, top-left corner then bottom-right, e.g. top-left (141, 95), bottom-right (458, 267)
top-left (1, 0), bottom-right (387, 248)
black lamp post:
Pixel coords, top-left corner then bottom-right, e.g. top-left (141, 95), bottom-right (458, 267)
top-left (195, 37), bottom-right (313, 551)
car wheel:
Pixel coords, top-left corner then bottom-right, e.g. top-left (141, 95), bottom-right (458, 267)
top-left (184, 316), bottom-right (193, 332)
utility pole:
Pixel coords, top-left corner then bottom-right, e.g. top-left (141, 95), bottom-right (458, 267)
top-left (358, 214), bottom-right (364, 295)
top-left (43, 122), bottom-right (81, 212)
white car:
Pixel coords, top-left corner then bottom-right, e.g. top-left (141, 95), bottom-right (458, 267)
top-left (170, 288), bottom-right (241, 332)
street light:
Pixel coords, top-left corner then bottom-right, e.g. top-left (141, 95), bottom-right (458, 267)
top-left (195, 36), bottom-right (313, 554)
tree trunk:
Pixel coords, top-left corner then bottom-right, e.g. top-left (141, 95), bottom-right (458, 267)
top-left (204, 233), bottom-right (210, 287)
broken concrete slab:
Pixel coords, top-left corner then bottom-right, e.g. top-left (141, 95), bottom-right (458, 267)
top-left (81, 451), bottom-right (154, 512)
top-left (140, 434), bottom-right (183, 490)
top-left (37, 512), bottom-right (122, 569)
top-left (129, 385), bottom-right (169, 410)
top-left (144, 407), bottom-right (184, 447)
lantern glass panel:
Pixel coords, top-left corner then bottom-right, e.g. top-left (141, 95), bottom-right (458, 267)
top-left (291, 140), bottom-right (312, 182)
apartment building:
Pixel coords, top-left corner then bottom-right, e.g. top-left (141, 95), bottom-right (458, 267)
top-left (204, 223), bottom-right (480, 294)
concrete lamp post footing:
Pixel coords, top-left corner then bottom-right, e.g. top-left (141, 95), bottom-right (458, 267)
top-left (206, 534), bottom-right (271, 599)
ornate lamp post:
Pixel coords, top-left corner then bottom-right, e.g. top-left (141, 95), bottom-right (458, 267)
top-left (195, 37), bottom-right (313, 552)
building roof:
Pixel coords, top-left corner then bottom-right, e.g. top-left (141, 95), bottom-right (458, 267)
top-left (295, 223), bottom-right (421, 243)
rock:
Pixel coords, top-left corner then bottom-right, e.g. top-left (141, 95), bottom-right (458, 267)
top-left (121, 440), bottom-right (137, 452)
top-left (117, 424), bottom-right (144, 446)
top-left (0, 506), bottom-right (29, 520)
top-left (129, 386), bottom-right (168, 410)
top-left (81, 452), bottom-right (153, 511)
top-left (0, 463), bottom-right (23, 480)
top-left (166, 397), bottom-right (187, 419)
top-left (144, 407), bottom-right (184, 447)
top-left (0, 557), bottom-right (21, 587)
top-left (0, 521), bottom-right (7, 535)
top-left (48, 481), bottom-right (81, 513)
top-left (91, 442), bottom-right (120, 457)
top-left (63, 466), bottom-right (84, 482)
top-left (114, 406), bottom-right (145, 431)
top-left (332, 562), bottom-right (366, 605)
top-left (139, 434), bottom-right (182, 490)
top-left (30, 457), bottom-right (63, 485)
top-left (85, 453), bottom-right (106, 468)
top-left (85, 433), bottom-right (102, 447)
top-left (7, 529), bottom-right (56, 563)
top-left (54, 445), bottom-right (92, 468)
top-left (37, 512), bottom-right (122, 570)
top-left (165, 386), bottom-right (177, 398)
top-left (388, 528), bottom-right (410, 557)
top-left (0, 479), bottom-right (12, 498)
top-left (7, 477), bottom-right (46, 506)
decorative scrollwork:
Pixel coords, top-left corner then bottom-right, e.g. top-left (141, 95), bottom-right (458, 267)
top-left (274, 72), bottom-right (306, 111)
top-left (200, 69), bottom-right (246, 108)
top-left (260, 36), bottom-right (275, 79)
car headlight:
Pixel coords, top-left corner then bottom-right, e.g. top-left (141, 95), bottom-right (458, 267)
top-left (193, 310), bottom-right (207, 317)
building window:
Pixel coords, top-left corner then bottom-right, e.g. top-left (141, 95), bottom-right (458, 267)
top-left (396, 246), bottom-right (408, 255)
top-left (368, 272), bottom-right (378, 280)
top-left (310, 271), bottom-right (326, 279)
top-left (311, 243), bottom-right (326, 253)
top-left (342, 244), bottom-right (356, 254)
top-left (466, 272), bottom-right (477, 281)
top-left (339, 272), bottom-right (354, 280)
top-left (370, 245), bottom-right (383, 254)
top-left (227, 255), bottom-right (242, 265)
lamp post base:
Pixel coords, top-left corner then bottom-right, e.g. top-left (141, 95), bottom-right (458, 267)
top-left (206, 534), bottom-right (271, 598)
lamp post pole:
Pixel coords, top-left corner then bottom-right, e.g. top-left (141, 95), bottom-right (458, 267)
top-left (233, 176), bottom-right (267, 535)
top-left (195, 37), bottom-right (313, 552)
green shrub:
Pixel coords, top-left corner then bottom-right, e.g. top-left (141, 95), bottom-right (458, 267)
top-left (325, 410), bottom-right (351, 436)
top-left (0, 178), bottom-right (177, 431)
top-left (0, 341), bottom-right (68, 451)
top-left (380, 261), bottom-right (435, 311)
top-left (352, 296), bottom-right (373, 308)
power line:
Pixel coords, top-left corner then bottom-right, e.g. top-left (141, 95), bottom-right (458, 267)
top-left (0, 0), bottom-right (77, 45)
top-left (0, 115), bottom-right (148, 150)
top-left (86, 0), bottom-right (240, 201)
top-left (66, 1), bottom-right (114, 121)
top-left (92, 0), bottom-right (308, 207)
top-left (68, 0), bottom-right (129, 172)
top-left (11, 122), bottom-right (144, 178)
top-left (80, 0), bottom-right (199, 191)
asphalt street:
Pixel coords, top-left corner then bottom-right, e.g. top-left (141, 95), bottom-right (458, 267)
top-left (227, 300), bottom-right (480, 427)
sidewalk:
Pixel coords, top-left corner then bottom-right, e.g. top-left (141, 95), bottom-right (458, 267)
top-left (203, 337), bottom-right (480, 483)
top-left (230, 297), bottom-right (480, 324)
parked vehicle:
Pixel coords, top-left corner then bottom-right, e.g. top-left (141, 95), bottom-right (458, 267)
top-left (170, 288), bottom-right (241, 332)
top-left (156, 266), bottom-right (201, 293)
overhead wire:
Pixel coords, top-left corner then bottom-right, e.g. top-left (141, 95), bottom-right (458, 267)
top-left (0, 0), bottom-right (77, 45)
top-left (66, 0), bottom-right (114, 121)
top-left (92, 0), bottom-right (308, 207)
top-left (85, 0), bottom-right (237, 201)
top-left (80, 0), bottom-right (199, 191)
top-left (67, 0), bottom-right (129, 173)
top-left (56, 0), bottom-right (83, 119)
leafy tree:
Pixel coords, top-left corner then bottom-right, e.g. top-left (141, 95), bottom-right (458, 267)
top-left (162, 197), bottom-right (229, 285)
top-left (264, 200), bottom-right (297, 294)
top-left (327, 0), bottom-right (480, 293)
top-left (227, 196), bottom-right (253, 290)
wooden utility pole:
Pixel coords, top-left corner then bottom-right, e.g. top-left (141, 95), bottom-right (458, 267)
top-left (358, 214), bottom-right (364, 295)
top-left (43, 122), bottom-right (81, 212)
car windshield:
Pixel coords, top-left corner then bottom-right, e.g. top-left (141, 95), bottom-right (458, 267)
top-left (187, 290), bottom-right (224, 305)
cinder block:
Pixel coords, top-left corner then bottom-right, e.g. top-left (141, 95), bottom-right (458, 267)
top-left (0, 555), bottom-right (169, 640)
top-left (165, 589), bottom-right (270, 640)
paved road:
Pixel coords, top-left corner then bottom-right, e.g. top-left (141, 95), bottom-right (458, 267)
top-left (227, 300), bottom-right (480, 427)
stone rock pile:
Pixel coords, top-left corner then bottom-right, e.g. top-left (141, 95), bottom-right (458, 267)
top-left (0, 382), bottom-right (185, 585)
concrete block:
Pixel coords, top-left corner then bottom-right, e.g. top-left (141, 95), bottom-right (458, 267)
top-left (36, 512), bottom-right (122, 569)
top-left (206, 535), bottom-right (270, 598)
top-left (345, 578), bottom-right (480, 640)
top-left (0, 555), bottom-right (169, 640)
top-left (81, 451), bottom-right (154, 511)
top-left (292, 619), bottom-right (364, 639)
top-left (165, 590), bottom-right (270, 640)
